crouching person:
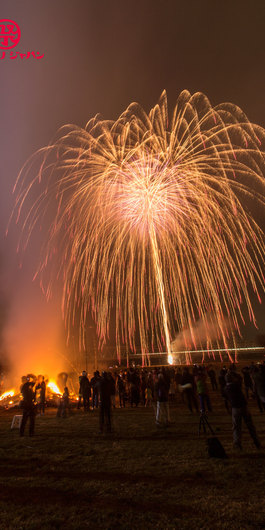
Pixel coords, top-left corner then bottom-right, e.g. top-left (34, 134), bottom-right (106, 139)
top-left (224, 371), bottom-right (261, 450)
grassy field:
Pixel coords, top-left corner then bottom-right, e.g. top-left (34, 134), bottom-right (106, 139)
top-left (1, 391), bottom-right (265, 530)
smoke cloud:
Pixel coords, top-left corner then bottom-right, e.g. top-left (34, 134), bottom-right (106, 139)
top-left (171, 314), bottom-right (233, 353)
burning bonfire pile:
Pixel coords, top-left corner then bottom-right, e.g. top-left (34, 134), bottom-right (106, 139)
top-left (0, 372), bottom-right (78, 409)
top-left (0, 390), bottom-right (18, 409)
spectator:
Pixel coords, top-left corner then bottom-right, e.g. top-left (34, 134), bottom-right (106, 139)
top-left (218, 367), bottom-right (230, 413)
top-left (91, 371), bottom-right (100, 409)
top-left (168, 376), bottom-right (176, 401)
top-left (140, 373), bottom-right (147, 406)
top-left (20, 377), bottom-right (36, 437)
top-left (175, 368), bottom-right (184, 403)
top-left (117, 375), bottom-right (126, 408)
top-left (181, 367), bottom-right (198, 413)
top-left (224, 371), bottom-right (260, 450)
top-left (195, 368), bottom-right (212, 413)
top-left (155, 372), bottom-right (170, 427)
top-left (79, 371), bottom-right (91, 411)
top-left (35, 376), bottom-right (46, 415)
top-left (242, 367), bottom-right (253, 400)
top-left (108, 372), bottom-right (116, 408)
top-left (251, 365), bottom-right (265, 412)
top-left (208, 366), bottom-right (218, 391)
top-left (128, 369), bottom-right (140, 407)
top-left (99, 372), bottom-right (112, 433)
top-left (145, 385), bottom-right (153, 407)
top-left (57, 387), bottom-right (70, 418)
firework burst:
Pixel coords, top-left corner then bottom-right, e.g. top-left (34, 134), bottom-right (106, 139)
top-left (12, 90), bottom-right (265, 364)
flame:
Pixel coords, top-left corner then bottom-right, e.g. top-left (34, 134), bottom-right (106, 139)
top-left (0, 390), bottom-right (15, 401)
top-left (167, 354), bottom-right (173, 365)
top-left (47, 381), bottom-right (62, 395)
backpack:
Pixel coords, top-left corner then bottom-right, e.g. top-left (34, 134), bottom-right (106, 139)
top-left (207, 437), bottom-right (228, 459)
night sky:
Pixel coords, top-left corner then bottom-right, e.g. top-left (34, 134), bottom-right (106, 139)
top-left (1, 0), bottom-right (265, 371)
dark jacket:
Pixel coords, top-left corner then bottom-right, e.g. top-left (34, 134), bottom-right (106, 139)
top-left (252, 368), bottom-right (265, 399)
top-left (99, 375), bottom-right (112, 406)
top-left (224, 381), bottom-right (246, 408)
top-left (21, 382), bottom-right (35, 409)
top-left (155, 377), bottom-right (169, 402)
top-left (181, 371), bottom-right (194, 387)
top-left (80, 375), bottom-right (90, 396)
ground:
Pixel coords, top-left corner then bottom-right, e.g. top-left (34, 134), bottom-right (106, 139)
top-left (1, 390), bottom-right (265, 529)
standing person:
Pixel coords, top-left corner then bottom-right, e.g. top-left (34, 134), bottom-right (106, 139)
top-left (208, 366), bottom-right (218, 391)
top-left (40, 377), bottom-right (46, 414)
top-left (117, 375), bottom-right (126, 408)
top-left (181, 367), bottom-right (199, 413)
top-left (77, 375), bottom-right (82, 410)
top-left (57, 386), bottom-right (70, 418)
top-left (147, 372), bottom-right (154, 400)
top-left (145, 385), bottom-right (153, 407)
top-left (224, 371), bottom-right (261, 450)
top-left (140, 373), bottom-right (147, 406)
top-left (20, 377), bottom-right (36, 437)
top-left (195, 367), bottom-right (212, 413)
top-left (218, 367), bottom-right (230, 413)
top-left (35, 376), bottom-right (46, 415)
top-left (242, 366), bottom-right (253, 400)
top-left (129, 369), bottom-right (140, 407)
top-left (168, 374), bottom-right (176, 402)
top-left (99, 372), bottom-right (112, 433)
top-left (91, 371), bottom-right (100, 410)
top-left (251, 365), bottom-right (265, 412)
top-left (20, 376), bottom-right (27, 391)
top-left (175, 368), bottom-right (184, 403)
top-left (108, 372), bottom-right (116, 409)
top-left (79, 371), bottom-right (91, 411)
top-left (155, 373), bottom-right (170, 427)
top-left (35, 379), bottom-right (42, 413)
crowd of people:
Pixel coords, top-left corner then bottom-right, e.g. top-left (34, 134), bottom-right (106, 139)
top-left (17, 361), bottom-right (265, 449)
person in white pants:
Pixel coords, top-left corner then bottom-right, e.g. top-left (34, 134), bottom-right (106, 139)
top-left (155, 373), bottom-right (170, 426)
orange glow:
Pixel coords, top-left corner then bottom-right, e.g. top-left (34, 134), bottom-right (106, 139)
top-left (47, 381), bottom-right (62, 395)
top-left (0, 390), bottom-right (15, 401)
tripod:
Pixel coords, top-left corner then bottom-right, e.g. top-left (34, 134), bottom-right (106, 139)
top-left (198, 411), bottom-right (214, 436)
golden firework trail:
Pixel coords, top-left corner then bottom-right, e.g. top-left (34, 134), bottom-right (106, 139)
top-left (11, 90), bottom-right (265, 364)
